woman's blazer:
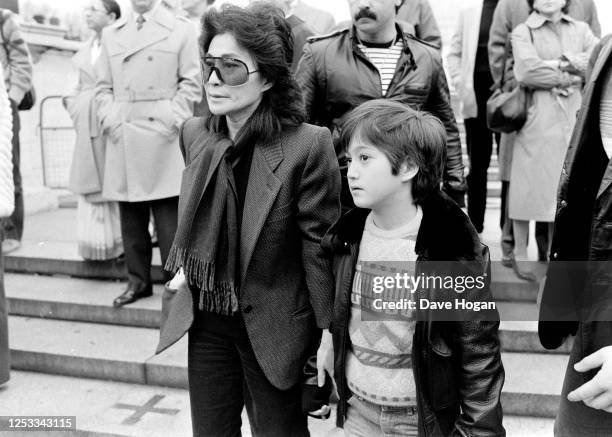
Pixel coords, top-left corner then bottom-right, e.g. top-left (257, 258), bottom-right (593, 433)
top-left (158, 118), bottom-right (341, 390)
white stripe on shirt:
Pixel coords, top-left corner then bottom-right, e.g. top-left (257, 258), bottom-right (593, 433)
top-left (357, 40), bottom-right (403, 96)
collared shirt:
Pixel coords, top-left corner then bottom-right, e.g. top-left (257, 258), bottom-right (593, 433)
top-left (132, 0), bottom-right (160, 25)
top-left (525, 12), bottom-right (576, 30)
top-left (90, 37), bottom-right (101, 65)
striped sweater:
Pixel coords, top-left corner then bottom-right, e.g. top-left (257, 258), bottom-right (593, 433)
top-left (346, 208), bottom-right (422, 406)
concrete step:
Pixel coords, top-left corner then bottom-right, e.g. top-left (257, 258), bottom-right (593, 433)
top-left (4, 242), bottom-right (165, 283)
top-left (8, 315), bottom-right (186, 388)
top-left (6, 271), bottom-right (546, 328)
top-left (5, 273), bottom-right (163, 329)
top-left (8, 316), bottom-right (569, 418)
top-left (503, 352), bottom-right (569, 418)
top-left (0, 371), bottom-right (554, 436)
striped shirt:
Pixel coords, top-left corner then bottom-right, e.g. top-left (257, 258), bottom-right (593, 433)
top-left (357, 38), bottom-right (403, 96)
top-left (601, 65), bottom-right (612, 160)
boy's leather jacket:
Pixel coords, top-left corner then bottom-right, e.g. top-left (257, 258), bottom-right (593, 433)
top-left (321, 190), bottom-right (505, 436)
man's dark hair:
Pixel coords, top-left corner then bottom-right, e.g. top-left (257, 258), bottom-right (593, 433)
top-left (526, 0), bottom-right (571, 14)
top-left (340, 99), bottom-right (446, 204)
top-left (101, 0), bottom-right (121, 19)
top-left (200, 2), bottom-right (305, 140)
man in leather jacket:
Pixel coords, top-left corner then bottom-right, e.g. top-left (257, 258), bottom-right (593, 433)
top-left (295, 0), bottom-right (466, 208)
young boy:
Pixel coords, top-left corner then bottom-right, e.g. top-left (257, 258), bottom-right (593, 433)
top-left (315, 100), bottom-right (505, 436)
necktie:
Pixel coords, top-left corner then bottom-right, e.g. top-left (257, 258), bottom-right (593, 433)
top-left (136, 14), bottom-right (145, 31)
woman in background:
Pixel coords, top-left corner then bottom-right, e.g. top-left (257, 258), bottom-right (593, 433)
top-left (0, 67), bottom-right (14, 386)
top-left (63, 0), bottom-right (122, 260)
top-left (509, 0), bottom-right (598, 277)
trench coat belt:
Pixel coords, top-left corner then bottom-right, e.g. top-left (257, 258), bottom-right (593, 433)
top-left (115, 89), bottom-right (176, 102)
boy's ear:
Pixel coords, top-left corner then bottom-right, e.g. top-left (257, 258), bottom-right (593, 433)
top-left (399, 161), bottom-right (418, 182)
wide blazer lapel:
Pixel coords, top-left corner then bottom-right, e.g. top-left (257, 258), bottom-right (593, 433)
top-left (121, 6), bottom-right (173, 61)
top-left (72, 38), bottom-right (97, 85)
top-left (240, 137), bottom-right (284, 283)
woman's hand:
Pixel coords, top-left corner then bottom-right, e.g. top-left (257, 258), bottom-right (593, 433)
top-left (316, 330), bottom-right (334, 386)
top-left (308, 330), bottom-right (334, 419)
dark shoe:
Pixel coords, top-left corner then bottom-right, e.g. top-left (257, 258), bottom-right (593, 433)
top-left (113, 284), bottom-right (153, 308)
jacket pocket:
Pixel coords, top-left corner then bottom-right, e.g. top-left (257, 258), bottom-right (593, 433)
top-left (426, 338), bottom-right (458, 410)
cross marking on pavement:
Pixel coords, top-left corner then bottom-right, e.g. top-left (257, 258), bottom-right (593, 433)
top-left (113, 394), bottom-right (180, 425)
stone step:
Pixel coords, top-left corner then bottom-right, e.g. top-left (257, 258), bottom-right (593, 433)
top-left (5, 273), bottom-right (162, 329)
top-left (8, 316), bottom-right (569, 418)
top-left (503, 352), bottom-right (569, 418)
top-left (5, 258), bottom-right (539, 302)
top-left (4, 242), bottom-right (166, 283)
top-left (0, 371), bottom-right (554, 436)
top-left (6, 272), bottom-right (547, 330)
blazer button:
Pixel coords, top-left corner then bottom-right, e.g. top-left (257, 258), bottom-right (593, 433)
top-left (560, 200), bottom-right (568, 207)
top-left (148, 117), bottom-right (154, 122)
top-left (148, 56), bottom-right (153, 61)
top-left (243, 305), bottom-right (253, 313)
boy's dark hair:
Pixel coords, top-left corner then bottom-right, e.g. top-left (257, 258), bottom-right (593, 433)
top-left (340, 99), bottom-right (446, 204)
top-left (526, 0), bottom-right (570, 14)
top-left (200, 2), bottom-right (305, 141)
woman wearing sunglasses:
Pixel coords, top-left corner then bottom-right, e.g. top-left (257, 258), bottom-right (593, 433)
top-left (156, 3), bottom-right (340, 436)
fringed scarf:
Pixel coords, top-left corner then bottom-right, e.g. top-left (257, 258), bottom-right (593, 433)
top-left (165, 122), bottom-right (254, 315)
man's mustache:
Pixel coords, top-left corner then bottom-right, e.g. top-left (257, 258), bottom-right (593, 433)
top-left (354, 8), bottom-right (377, 21)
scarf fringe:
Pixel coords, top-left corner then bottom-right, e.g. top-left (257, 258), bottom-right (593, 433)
top-left (165, 245), bottom-right (239, 315)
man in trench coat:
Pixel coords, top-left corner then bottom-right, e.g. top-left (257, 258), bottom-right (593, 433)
top-left (95, 0), bottom-right (201, 307)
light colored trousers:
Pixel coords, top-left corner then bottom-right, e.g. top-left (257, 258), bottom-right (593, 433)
top-left (343, 394), bottom-right (419, 437)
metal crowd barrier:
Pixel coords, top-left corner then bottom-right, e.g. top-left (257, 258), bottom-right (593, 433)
top-left (39, 95), bottom-right (75, 189)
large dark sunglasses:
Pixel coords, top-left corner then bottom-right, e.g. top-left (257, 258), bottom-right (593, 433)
top-left (201, 56), bottom-right (259, 87)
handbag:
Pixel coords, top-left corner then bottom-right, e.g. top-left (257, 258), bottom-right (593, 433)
top-left (486, 30), bottom-right (533, 133)
top-left (0, 10), bottom-right (36, 111)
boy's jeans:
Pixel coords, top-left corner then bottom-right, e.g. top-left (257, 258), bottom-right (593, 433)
top-left (343, 394), bottom-right (418, 437)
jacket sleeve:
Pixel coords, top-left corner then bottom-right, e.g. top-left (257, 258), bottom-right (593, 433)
top-left (415, 0), bottom-right (442, 49)
top-left (583, 0), bottom-right (601, 38)
top-left (511, 24), bottom-right (572, 89)
top-left (586, 35), bottom-right (611, 81)
top-left (295, 43), bottom-right (318, 124)
top-left (446, 12), bottom-right (464, 91)
top-left (170, 23), bottom-right (202, 130)
top-left (425, 54), bottom-right (467, 207)
top-left (94, 31), bottom-right (118, 131)
top-left (397, 0), bottom-right (442, 49)
top-left (561, 23), bottom-right (599, 78)
top-left (0, 68), bottom-right (13, 218)
top-left (488, 0), bottom-right (512, 84)
top-left (297, 127), bottom-right (341, 329)
top-left (452, 248), bottom-right (505, 436)
top-left (1, 12), bottom-right (33, 104)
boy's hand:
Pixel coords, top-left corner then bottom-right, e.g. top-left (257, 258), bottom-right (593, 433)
top-left (568, 346), bottom-right (612, 412)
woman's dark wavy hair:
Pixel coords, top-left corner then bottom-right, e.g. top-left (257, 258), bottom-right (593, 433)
top-left (101, 0), bottom-right (121, 19)
top-left (200, 2), bottom-right (305, 141)
top-left (526, 0), bottom-right (570, 14)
